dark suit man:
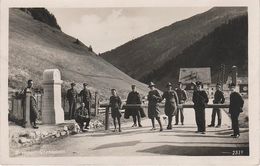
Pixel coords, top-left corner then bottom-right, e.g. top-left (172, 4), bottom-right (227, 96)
top-left (192, 81), bottom-right (209, 134)
top-left (79, 83), bottom-right (92, 116)
top-left (67, 83), bottom-right (78, 120)
top-left (229, 83), bottom-right (244, 138)
top-left (208, 83), bottom-right (225, 128)
top-left (126, 85), bottom-right (143, 127)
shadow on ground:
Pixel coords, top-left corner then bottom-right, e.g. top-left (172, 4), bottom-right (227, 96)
top-left (137, 145), bottom-right (249, 156)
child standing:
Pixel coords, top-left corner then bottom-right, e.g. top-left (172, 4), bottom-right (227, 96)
top-left (109, 89), bottom-right (122, 132)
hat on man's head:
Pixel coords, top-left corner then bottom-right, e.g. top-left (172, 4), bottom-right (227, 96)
top-left (216, 83), bottom-right (221, 87)
top-left (166, 82), bottom-right (172, 87)
top-left (131, 85), bottom-right (136, 88)
top-left (83, 83), bottom-right (88, 86)
top-left (71, 83), bottom-right (76, 86)
top-left (148, 82), bottom-right (155, 87)
top-left (230, 83), bottom-right (236, 87)
top-left (111, 88), bottom-right (116, 91)
top-left (178, 82), bottom-right (182, 85)
top-left (195, 81), bottom-right (202, 86)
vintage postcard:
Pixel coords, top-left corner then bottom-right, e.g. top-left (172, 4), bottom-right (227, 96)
top-left (0, 0), bottom-right (259, 165)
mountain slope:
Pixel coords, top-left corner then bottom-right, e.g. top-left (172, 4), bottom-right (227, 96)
top-left (101, 7), bottom-right (247, 80)
top-left (9, 9), bottom-right (148, 99)
top-left (142, 15), bottom-right (248, 89)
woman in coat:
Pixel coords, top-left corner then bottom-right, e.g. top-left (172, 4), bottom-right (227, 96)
top-left (161, 82), bottom-right (179, 130)
top-left (147, 82), bottom-right (163, 131)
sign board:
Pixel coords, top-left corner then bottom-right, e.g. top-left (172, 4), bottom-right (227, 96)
top-left (179, 67), bottom-right (211, 84)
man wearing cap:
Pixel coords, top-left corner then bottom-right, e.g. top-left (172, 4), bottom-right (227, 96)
top-left (147, 82), bottom-right (163, 131)
top-left (192, 81), bottom-right (209, 134)
top-left (175, 82), bottom-right (187, 125)
top-left (67, 83), bottom-right (78, 120)
top-left (126, 85), bottom-right (143, 127)
top-left (161, 82), bottom-right (179, 130)
top-left (229, 83), bottom-right (244, 138)
top-left (208, 83), bottom-right (225, 128)
top-left (79, 83), bottom-right (92, 125)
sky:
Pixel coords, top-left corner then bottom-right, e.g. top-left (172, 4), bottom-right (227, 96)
top-left (48, 7), bottom-right (211, 53)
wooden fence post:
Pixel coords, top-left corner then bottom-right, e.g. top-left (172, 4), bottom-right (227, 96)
top-left (94, 92), bottom-right (99, 116)
top-left (105, 106), bottom-right (110, 130)
top-left (24, 89), bottom-right (31, 128)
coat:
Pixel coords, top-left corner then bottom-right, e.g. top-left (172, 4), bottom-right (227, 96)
top-left (229, 91), bottom-right (244, 115)
top-left (176, 88), bottom-right (187, 104)
top-left (192, 90), bottom-right (209, 110)
top-left (67, 88), bottom-right (78, 102)
top-left (147, 89), bottom-right (161, 119)
top-left (109, 95), bottom-right (122, 118)
top-left (125, 91), bottom-right (142, 118)
top-left (30, 95), bottom-right (38, 122)
top-left (79, 89), bottom-right (92, 110)
top-left (162, 90), bottom-right (179, 117)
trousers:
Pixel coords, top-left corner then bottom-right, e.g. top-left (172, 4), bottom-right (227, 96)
top-left (231, 113), bottom-right (240, 135)
top-left (175, 108), bottom-right (184, 124)
top-left (210, 108), bottom-right (222, 125)
top-left (195, 109), bottom-right (206, 132)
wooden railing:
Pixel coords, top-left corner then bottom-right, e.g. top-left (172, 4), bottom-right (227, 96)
top-left (98, 103), bottom-right (230, 130)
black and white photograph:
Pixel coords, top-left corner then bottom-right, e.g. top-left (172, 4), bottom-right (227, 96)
top-left (0, 0), bottom-right (260, 165)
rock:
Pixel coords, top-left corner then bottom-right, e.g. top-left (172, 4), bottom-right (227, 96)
top-left (63, 125), bottom-right (68, 131)
top-left (60, 131), bottom-right (66, 136)
top-left (19, 132), bottom-right (29, 138)
top-left (34, 131), bottom-right (41, 137)
top-left (28, 132), bottom-right (36, 139)
top-left (55, 132), bottom-right (60, 138)
top-left (41, 131), bottom-right (49, 137)
top-left (18, 137), bottom-right (29, 144)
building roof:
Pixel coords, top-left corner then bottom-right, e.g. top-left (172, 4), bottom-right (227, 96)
top-left (179, 67), bottom-right (211, 84)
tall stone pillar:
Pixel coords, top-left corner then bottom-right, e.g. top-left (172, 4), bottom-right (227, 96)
top-left (42, 69), bottom-right (64, 124)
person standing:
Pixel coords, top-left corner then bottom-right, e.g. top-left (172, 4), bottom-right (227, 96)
top-left (175, 82), bottom-right (187, 125)
top-left (229, 83), bottom-right (244, 138)
top-left (67, 83), bottom-right (78, 120)
top-left (208, 83), bottom-right (225, 128)
top-left (74, 102), bottom-right (91, 132)
top-left (109, 89), bottom-right (122, 132)
top-left (147, 82), bottom-right (163, 131)
top-left (192, 81), bottom-right (209, 134)
top-left (161, 82), bottom-right (179, 130)
top-left (79, 83), bottom-right (92, 125)
top-left (125, 85), bottom-right (143, 127)
top-left (21, 80), bottom-right (39, 129)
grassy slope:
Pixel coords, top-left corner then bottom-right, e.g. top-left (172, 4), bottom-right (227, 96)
top-left (9, 9), bottom-right (148, 99)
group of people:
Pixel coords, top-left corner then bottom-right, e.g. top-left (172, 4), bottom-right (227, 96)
top-left (22, 79), bottom-right (244, 138)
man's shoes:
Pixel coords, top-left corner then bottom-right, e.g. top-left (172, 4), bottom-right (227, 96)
top-left (208, 124), bottom-right (214, 127)
top-left (195, 131), bottom-right (200, 133)
top-left (151, 127), bottom-right (156, 131)
top-left (113, 129), bottom-right (117, 132)
top-left (132, 124), bottom-right (137, 127)
top-left (231, 134), bottom-right (240, 138)
top-left (32, 125), bottom-right (39, 129)
top-left (167, 125), bottom-right (172, 130)
top-left (215, 125), bottom-right (221, 128)
top-left (181, 123), bottom-right (184, 125)
top-left (200, 132), bottom-right (205, 134)
top-left (138, 124), bottom-right (143, 127)
top-left (159, 128), bottom-right (163, 132)
top-left (174, 123), bottom-right (178, 125)
top-left (118, 128), bottom-right (122, 132)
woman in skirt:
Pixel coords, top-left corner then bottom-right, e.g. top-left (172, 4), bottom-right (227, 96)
top-left (147, 82), bottom-right (163, 131)
top-left (161, 82), bottom-right (179, 130)
top-left (109, 89), bottom-right (122, 132)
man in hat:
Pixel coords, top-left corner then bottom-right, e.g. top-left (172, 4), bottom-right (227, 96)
top-left (161, 82), bottom-right (179, 129)
top-left (229, 83), bottom-right (244, 138)
top-left (175, 82), bottom-right (187, 125)
top-left (126, 85), bottom-right (143, 127)
top-left (79, 83), bottom-right (92, 127)
top-left (192, 81), bottom-right (209, 134)
top-left (208, 83), bottom-right (225, 128)
top-left (67, 83), bottom-right (78, 120)
top-left (74, 102), bottom-right (90, 132)
top-left (147, 82), bottom-right (163, 131)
